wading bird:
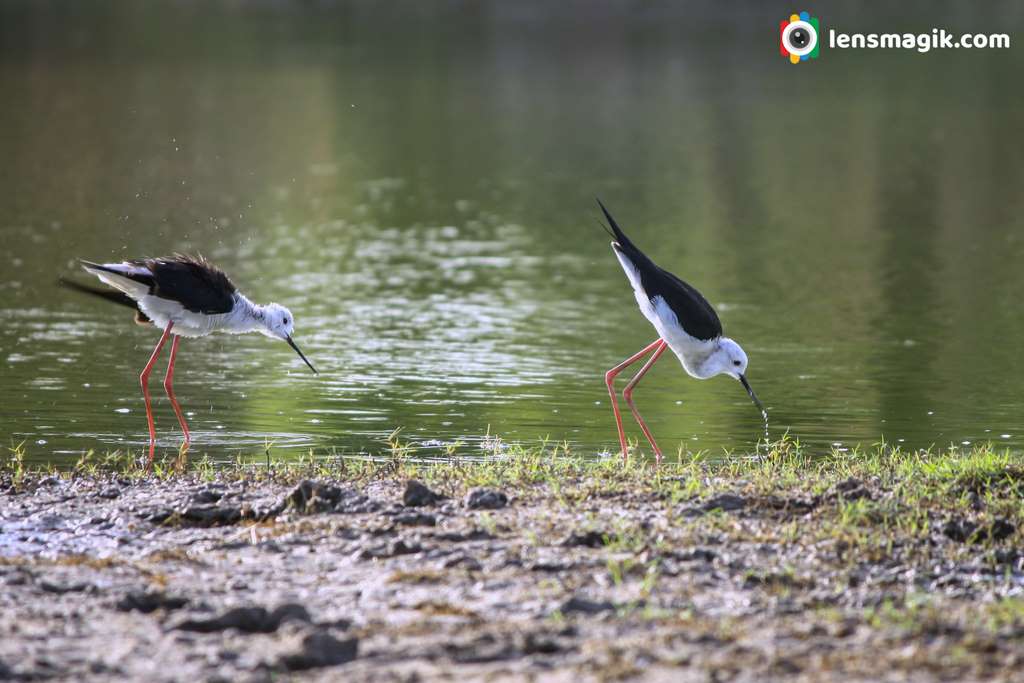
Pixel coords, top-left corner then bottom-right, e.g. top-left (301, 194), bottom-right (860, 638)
top-left (76, 255), bottom-right (317, 461)
top-left (599, 201), bottom-right (765, 464)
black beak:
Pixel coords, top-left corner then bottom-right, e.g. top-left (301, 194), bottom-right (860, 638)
top-left (738, 374), bottom-right (765, 415)
top-left (286, 335), bottom-right (318, 375)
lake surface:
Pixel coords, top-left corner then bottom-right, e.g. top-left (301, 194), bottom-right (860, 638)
top-left (2, 3), bottom-right (1022, 465)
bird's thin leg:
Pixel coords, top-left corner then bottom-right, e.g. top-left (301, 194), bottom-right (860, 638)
top-left (605, 338), bottom-right (663, 464)
top-left (140, 322), bottom-right (174, 463)
top-left (623, 340), bottom-right (668, 465)
top-left (162, 334), bottom-right (190, 450)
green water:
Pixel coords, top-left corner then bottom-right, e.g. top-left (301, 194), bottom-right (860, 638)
top-left (1, 3), bottom-right (1022, 464)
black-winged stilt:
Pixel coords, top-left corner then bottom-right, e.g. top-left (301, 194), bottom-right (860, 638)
top-left (78, 255), bottom-right (317, 461)
top-left (598, 200), bottom-right (766, 464)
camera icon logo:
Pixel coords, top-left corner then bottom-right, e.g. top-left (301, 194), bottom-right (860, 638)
top-left (779, 11), bottom-right (820, 64)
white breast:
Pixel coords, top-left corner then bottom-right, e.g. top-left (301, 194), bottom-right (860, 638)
top-left (138, 296), bottom-right (232, 338)
top-left (649, 296), bottom-right (718, 379)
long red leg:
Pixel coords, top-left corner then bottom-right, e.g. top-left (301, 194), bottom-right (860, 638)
top-left (162, 334), bottom-right (191, 450)
top-left (140, 322), bottom-right (174, 463)
top-left (605, 338), bottom-right (663, 463)
top-left (623, 340), bottom-right (668, 464)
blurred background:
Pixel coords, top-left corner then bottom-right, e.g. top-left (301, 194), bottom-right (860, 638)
top-left (1, 1), bottom-right (1022, 464)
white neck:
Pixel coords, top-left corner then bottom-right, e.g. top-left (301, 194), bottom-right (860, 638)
top-left (224, 294), bottom-right (267, 334)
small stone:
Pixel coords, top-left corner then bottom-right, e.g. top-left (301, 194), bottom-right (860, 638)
top-left (116, 590), bottom-right (188, 613)
top-left (702, 493), bottom-right (746, 512)
top-left (943, 518), bottom-right (978, 543)
top-left (988, 518), bottom-right (1016, 541)
top-left (392, 511), bottom-right (437, 527)
top-left (358, 540), bottom-right (422, 560)
top-left (39, 580), bottom-right (89, 594)
top-left (97, 486), bottom-right (121, 499)
top-left (288, 480), bottom-right (344, 514)
top-left (403, 480), bottom-right (443, 507)
top-left (560, 596), bottom-right (616, 615)
top-left (190, 488), bottom-right (223, 504)
top-left (561, 530), bottom-right (607, 548)
top-left (276, 631), bottom-right (358, 671)
top-left (465, 488), bottom-right (508, 510)
top-left (178, 505), bottom-right (242, 527)
top-left (173, 603), bottom-right (310, 633)
top-left (828, 477), bottom-right (870, 501)
top-left (677, 548), bottom-right (716, 563)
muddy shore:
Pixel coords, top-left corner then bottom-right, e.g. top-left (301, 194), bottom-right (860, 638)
top-left (1, 447), bottom-right (1023, 681)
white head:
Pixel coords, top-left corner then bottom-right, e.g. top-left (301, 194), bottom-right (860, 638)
top-left (259, 303), bottom-right (318, 374)
top-left (707, 337), bottom-right (748, 380)
top-left (707, 337), bottom-right (763, 414)
top-left (260, 303), bottom-right (295, 341)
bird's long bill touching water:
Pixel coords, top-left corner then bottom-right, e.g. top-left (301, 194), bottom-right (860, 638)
top-left (739, 373), bottom-right (769, 441)
top-left (286, 336), bottom-right (318, 375)
top-left (598, 200), bottom-right (766, 463)
top-left (77, 254), bottom-right (317, 462)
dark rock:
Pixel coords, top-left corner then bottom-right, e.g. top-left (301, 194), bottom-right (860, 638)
top-left (445, 634), bottom-right (514, 664)
top-left (116, 590), bottom-right (188, 613)
top-left (702, 493), bottom-right (747, 512)
top-left (145, 503), bottom-right (245, 527)
top-left (276, 631), bottom-right (358, 671)
top-left (530, 560), bottom-right (572, 572)
top-left (358, 539), bottom-right (422, 560)
top-left (943, 518), bottom-right (1016, 543)
top-left (519, 632), bottom-right (562, 655)
top-left (143, 508), bottom-right (175, 524)
top-left (759, 494), bottom-right (819, 513)
top-left (403, 480), bottom-right (443, 507)
top-left (335, 494), bottom-right (380, 514)
top-left (989, 518), bottom-right (1017, 541)
top-left (443, 554), bottom-right (483, 571)
top-left (288, 480), bottom-right (344, 514)
top-left (992, 549), bottom-right (1022, 567)
top-left (39, 580), bottom-right (90, 594)
top-left (465, 488), bottom-right (508, 510)
top-left (391, 511), bottom-right (437, 527)
top-left (943, 519), bottom-right (979, 542)
top-left (676, 548), bottom-right (717, 563)
top-left (560, 596), bottom-right (616, 615)
top-left (432, 529), bottom-right (495, 543)
top-left (97, 486), bottom-right (121, 499)
top-left (561, 530), bottom-right (607, 548)
top-left (828, 477), bottom-right (871, 501)
top-left (178, 505), bottom-right (243, 527)
top-left (190, 488), bottom-right (223, 505)
top-left (173, 604), bottom-right (311, 633)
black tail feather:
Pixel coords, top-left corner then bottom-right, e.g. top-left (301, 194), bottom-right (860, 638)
top-left (58, 277), bottom-right (152, 325)
top-left (59, 277), bottom-right (136, 309)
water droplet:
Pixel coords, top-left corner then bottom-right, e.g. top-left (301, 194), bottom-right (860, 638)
top-left (115, 408), bottom-right (130, 414)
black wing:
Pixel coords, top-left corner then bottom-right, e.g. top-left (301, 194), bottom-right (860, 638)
top-left (144, 255), bottom-right (237, 314)
top-left (598, 200), bottom-right (723, 341)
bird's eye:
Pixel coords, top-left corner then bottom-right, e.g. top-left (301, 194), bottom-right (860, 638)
top-left (733, 360), bottom-right (741, 367)
top-left (283, 318), bottom-right (289, 325)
